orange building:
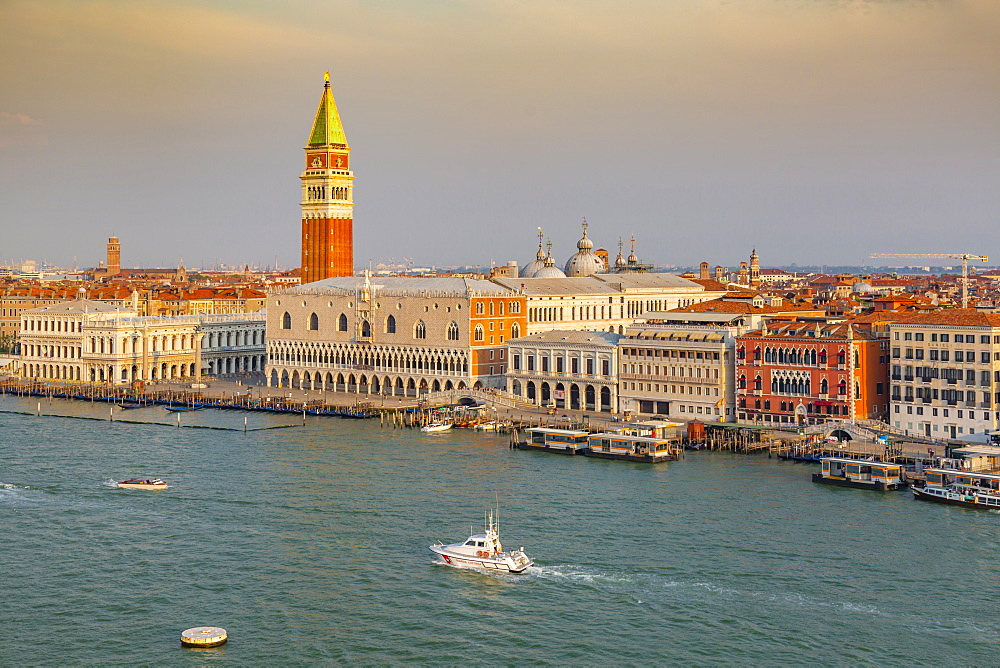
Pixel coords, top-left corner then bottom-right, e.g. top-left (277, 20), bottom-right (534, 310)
top-left (736, 322), bottom-right (890, 426)
top-left (301, 72), bottom-right (354, 284)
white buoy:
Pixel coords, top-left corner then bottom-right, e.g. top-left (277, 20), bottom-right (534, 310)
top-left (180, 626), bottom-right (228, 647)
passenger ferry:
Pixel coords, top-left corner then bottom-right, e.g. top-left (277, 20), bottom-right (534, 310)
top-left (811, 457), bottom-right (907, 491)
top-left (514, 427), bottom-right (590, 455)
top-left (912, 468), bottom-right (1000, 509)
top-left (584, 432), bottom-right (681, 463)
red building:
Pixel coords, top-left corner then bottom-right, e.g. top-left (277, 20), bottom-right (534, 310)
top-left (735, 322), bottom-right (890, 426)
top-left (301, 72), bottom-right (354, 284)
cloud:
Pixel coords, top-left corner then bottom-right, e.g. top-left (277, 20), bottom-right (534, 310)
top-left (0, 112), bottom-right (46, 148)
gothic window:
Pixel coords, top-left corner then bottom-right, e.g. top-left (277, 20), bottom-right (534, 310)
top-left (309, 313), bottom-right (319, 330)
top-left (476, 303), bottom-right (485, 315)
top-left (415, 320), bottom-right (427, 339)
top-left (474, 325), bottom-right (484, 342)
top-left (338, 313), bottom-right (348, 332)
top-left (361, 320), bottom-right (371, 337)
top-left (386, 314), bottom-right (396, 334)
top-left (282, 312), bottom-right (291, 329)
top-left (509, 301), bottom-right (521, 314)
top-left (510, 323), bottom-right (520, 339)
top-left (447, 321), bottom-right (459, 341)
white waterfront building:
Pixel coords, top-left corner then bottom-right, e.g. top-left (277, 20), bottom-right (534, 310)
top-left (506, 330), bottom-right (621, 412)
top-left (19, 297), bottom-right (265, 384)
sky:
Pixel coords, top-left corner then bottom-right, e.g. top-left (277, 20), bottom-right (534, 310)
top-left (2, 0), bottom-right (1000, 272)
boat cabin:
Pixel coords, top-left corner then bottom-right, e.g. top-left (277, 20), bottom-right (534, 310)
top-left (925, 468), bottom-right (1000, 497)
top-left (819, 458), bottom-right (905, 486)
top-left (610, 420), bottom-right (681, 440)
top-left (586, 432), bottom-right (680, 462)
top-left (523, 428), bottom-right (590, 453)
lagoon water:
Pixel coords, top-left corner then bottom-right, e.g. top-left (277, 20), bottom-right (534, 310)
top-left (1, 394), bottom-right (998, 665)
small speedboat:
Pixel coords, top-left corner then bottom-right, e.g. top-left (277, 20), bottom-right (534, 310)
top-left (117, 478), bottom-right (168, 490)
top-left (430, 509), bottom-right (533, 573)
top-left (421, 421), bottom-right (453, 433)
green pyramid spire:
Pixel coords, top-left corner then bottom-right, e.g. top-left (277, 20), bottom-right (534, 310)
top-left (308, 72), bottom-right (348, 148)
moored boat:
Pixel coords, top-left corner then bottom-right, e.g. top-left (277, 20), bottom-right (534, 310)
top-left (514, 427), bottom-right (590, 454)
top-left (584, 432), bottom-right (681, 463)
top-left (116, 478), bottom-right (168, 490)
top-left (165, 403), bottom-right (204, 412)
top-left (429, 509), bottom-right (533, 573)
top-left (421, 421), bottom-right (453, 433)
top-left (811, 457), bottom-right (907, 491)
top-left (911, 468), bottom-right (1000, 509)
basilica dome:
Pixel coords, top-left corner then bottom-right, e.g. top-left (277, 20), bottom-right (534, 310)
top-left (564, 225), bottom-right (604, 277)
top-left (520, 231), bottom-right (547, 278)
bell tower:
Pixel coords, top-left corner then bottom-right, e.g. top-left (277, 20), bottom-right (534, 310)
top-left (301, 72), bottom-right (354, 283)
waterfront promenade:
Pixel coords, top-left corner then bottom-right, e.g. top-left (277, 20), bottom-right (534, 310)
top-left (2, 373), bottom-right (949, 461)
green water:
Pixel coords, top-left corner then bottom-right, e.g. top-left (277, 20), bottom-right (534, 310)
top-left (1, 395), bottom-right (997, 665)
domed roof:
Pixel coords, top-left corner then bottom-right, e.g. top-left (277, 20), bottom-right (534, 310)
top-left (564, 221), bottom-right (603, 277)
top-left (520, 229), bottom-right (547, 278)
top-left (534, 243), bottom-right (567, 278)
top-left (853, 281), bottom-right (874, 294)
top-left (534, 264), bottom-right (567, 278)
top-left (520, 258), bottom-right (545, 278)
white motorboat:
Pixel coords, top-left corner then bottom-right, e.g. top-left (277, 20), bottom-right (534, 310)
top-left (420, 421), bottom-right (453, 433)
top-left (430, 509), bottom-right (533, 573)
top-left (116, 478), bottom-right (168, 490)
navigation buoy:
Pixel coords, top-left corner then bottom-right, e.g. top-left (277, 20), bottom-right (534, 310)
top-left (180, 626), bottom-right (228, 647)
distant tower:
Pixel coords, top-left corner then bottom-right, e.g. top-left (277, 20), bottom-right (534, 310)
top-left (749, 248), bottom-right (761, 286)
top-left (106, 237), bottom-right (121, 276)
top-left (301, 72), bottom-right (354, 284)
top-left (737, 261), bottom-right (749, 286)
top-left (699, 262), bottom-right (710, 279)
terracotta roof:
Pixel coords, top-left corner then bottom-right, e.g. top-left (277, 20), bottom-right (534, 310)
top-left (890, 309), bottom-right (1000, 327)
top-left (669, 297), bottom-right (822, 315)
top-left (688, 278), bottom-right (728, 291)
top-left (741, 322), bottom-right (877, 341)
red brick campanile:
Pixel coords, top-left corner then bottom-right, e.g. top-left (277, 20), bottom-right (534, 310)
top-left (301, 72), bottom-right (354, 283)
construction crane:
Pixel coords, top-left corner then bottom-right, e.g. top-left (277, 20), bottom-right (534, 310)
top-left (869, 253), bottom-right (989, 308)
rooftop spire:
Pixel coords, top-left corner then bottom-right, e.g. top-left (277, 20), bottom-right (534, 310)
top-left (308, 72), bottom-right (348, 148)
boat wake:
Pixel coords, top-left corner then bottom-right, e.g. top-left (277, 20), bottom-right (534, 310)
top-left (531, 563), bottom-right (884, 615)
top-left (0, 481), bottom-right (40, 506)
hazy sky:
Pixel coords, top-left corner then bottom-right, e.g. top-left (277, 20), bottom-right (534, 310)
top-left (2, 0), bottom-right (999, 272)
